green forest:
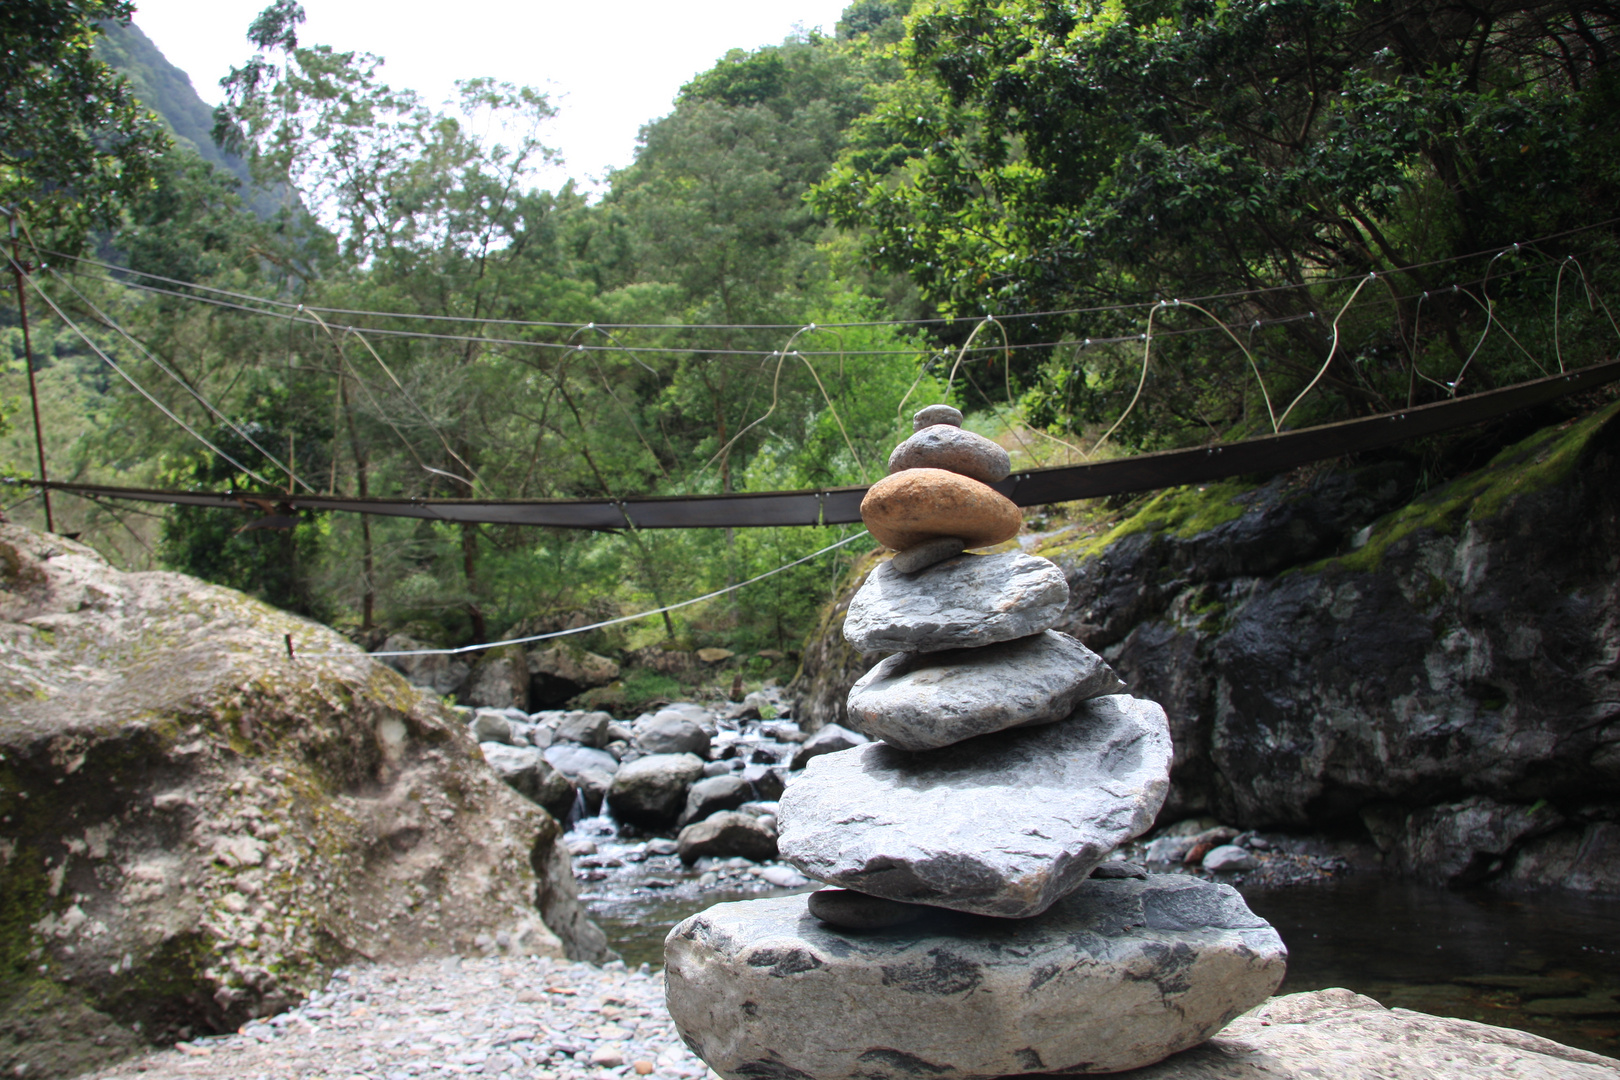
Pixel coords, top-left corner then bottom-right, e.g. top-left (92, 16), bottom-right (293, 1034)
top-left (3, 0), bottom-right (1618, 702)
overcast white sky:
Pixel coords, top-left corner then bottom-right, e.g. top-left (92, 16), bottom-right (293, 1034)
top-left (130, 0), bottom-right (854, 192)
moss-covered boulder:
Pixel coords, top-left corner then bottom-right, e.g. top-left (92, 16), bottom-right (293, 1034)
top-left (0, 525), bottom-right (609, 1078)
top-left (1061, 403), bottom-right (1620, 891)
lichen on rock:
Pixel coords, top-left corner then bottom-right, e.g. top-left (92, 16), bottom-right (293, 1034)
top-left (0, 525), bottom-right (609, 1078)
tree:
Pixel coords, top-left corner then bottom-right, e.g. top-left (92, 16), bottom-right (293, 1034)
top-left (0, 0), bottom-right (168, 240)
top-left (817, 0), bottom-right (1620, 442)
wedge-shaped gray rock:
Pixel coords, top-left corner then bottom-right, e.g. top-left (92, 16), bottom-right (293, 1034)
top-left (664, 876), bottom-right (1286, 1080)
top-left (847, 630), bottom-right (1126, 750)
top-left (778, 694), bottom-right (1171, 917)
top-left (843, 551), bottom-right (1069, 654)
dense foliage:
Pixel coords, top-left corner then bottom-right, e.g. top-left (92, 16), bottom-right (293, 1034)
top-left (2, 0), bottom-right (1617, 681)
top-left (0, 0), bottom-right (168, 238)
top-left (818, 0), bottom-right (1620, 443)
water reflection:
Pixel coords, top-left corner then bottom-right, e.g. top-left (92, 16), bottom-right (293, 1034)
top-left (1242, 877), bottom-right (1620, 1056)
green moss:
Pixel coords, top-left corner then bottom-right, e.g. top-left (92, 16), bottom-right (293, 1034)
top-left (1036, 481), bottom-right (1253, 564)
top-left (1317, 400), bottom-right (1620, 575)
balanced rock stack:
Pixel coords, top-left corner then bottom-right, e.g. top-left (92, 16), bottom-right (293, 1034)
top-left (665, 407), bottom-right (1287, 1078)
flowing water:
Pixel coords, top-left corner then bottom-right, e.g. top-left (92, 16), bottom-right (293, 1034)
top-left (567, 819), bottom-right (1620, 1059)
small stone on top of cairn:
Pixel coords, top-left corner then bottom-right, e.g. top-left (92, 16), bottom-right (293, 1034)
top-left (664, 404), bottom-right (1286, 1080)
top-left (912, 403), bottom-right (963, 430)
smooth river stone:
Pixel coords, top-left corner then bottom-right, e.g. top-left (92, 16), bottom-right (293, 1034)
top-left (843, 550), bottom-right (1068, 654)
top-left (888, 425), bottom-right (1012, 484)
top-left (777, 694), bottom-right (1172, 917)
top-left (912, 403), bottom-right (963, 430)
top-left (846, 630), bottom-right (1126, 751)
top-left (860, 468), bottom-right (1021, 551)
top-left (663, 876), bottom-right (1287, 1080)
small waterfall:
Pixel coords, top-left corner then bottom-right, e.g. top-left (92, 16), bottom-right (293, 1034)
top-left (563, 787), bottom-right (590, 831)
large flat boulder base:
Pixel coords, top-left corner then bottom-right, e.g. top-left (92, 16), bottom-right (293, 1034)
top-left (664, 876), bottom-right (1287, 1079)
top-left (1131, 988), bottom-right (1620, 1079)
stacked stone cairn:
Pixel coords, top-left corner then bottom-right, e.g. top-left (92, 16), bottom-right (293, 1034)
top-left (665, 406), bottom-right (1287, 1077)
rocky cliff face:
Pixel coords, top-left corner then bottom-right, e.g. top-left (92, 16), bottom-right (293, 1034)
top-left (0, 526), bottom-right (608, 1079)
top-left (792, 402), bottom-right (1620, 895)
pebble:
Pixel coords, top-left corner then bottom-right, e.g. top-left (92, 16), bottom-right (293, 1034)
top-left (83, 955), bottom-right (719, 1080)
top-left (860, 468), bottom-right (1022, 551)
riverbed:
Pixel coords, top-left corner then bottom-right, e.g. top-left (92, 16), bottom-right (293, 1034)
top-left (565, 818), bottom-right (1620, 1059)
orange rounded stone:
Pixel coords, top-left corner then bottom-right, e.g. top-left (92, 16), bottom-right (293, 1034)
top-left (860, 468), bottom-right (1022, 551)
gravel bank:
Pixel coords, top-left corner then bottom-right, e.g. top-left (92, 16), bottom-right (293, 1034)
top-left (79, 955), bottom-right (714, 1080)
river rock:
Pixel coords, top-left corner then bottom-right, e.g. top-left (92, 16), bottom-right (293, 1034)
top-left (888, 425), bottom-right (1012, 484)
top-left (524, 641), bottom-right (618, 693)
top-left (543, 743), bottom-right (620, 778)
top-left (1201, 844), bottom-right (1259, 873)
top-left (806, 888), bottom-right (927, 930)
top-left (634, 712), bottom-right (711, 756)
top-left (608, 753), bottom-right (706, 828)
top-left (788, 723), bottom-right (868, 770)
top-left (913, 403), bottom-right (963, 430)
top-left (890, 536), bottom-right (967, 574)
top-left (860, 468), bottom-right (1022, 551)
top-left (843, 551), bottom-right (1069, 654)
top-left (376, 633), bottom-right (470, 696)
top-left (470, 708), bottom-right (520, 744)
top-left (479, 743), bottom-right (575, 819)
top-left (553, 709), bottom-right (615, 748)
top-left (664, 876), bottom-right (1285, 1079)
top-left (463, 644), bottom-right (530, 710)
top-left (679, 774), bottom-right (754, 827)
top-left (740, 763), bottom-right (788, 801)
top-left (778, 694), bottom-right (1171, 917)
top-left (677, 811), bottom-right (779, 864)
top-left (846, 630), bottom-right (1125, 751)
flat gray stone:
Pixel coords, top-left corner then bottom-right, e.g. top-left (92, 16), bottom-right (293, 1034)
top-left (889, 425), bottom-right (1012, 484)
top-left (890, 536), bottom-right (966, 574)
top-left (778, 694), bottom-right (1171, 917)
top-left (843, 552), bottom-right (1069, 654)
top-left (913, 403), bottom-right (963, 430)
top-left (846, 630), bottom-right (1126, 751)
top-left (664, 876), bottom-right (1286, 1080)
